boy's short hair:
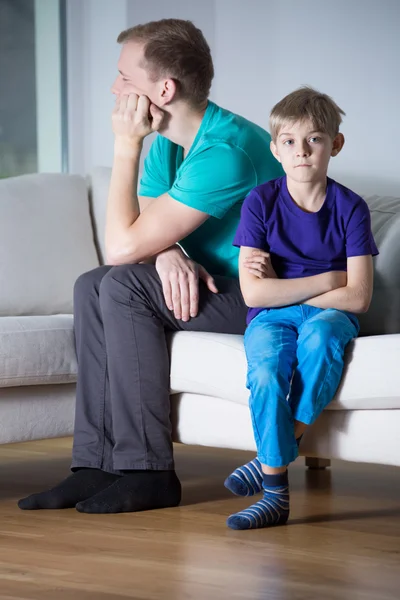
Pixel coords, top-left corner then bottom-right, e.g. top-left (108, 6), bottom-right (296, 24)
top-left (269, 86), bottom-right (345, 142)
top-left (117, 19), bottom-right (214, 108)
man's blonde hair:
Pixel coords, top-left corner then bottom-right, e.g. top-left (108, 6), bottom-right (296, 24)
top-left (269, 86), bottom-right (345, 142)
top-left (117, 19), bottom-right (214, 108)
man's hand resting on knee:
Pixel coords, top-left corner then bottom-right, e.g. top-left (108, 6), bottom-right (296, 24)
top-left (155, 246), bottom-right (218, 321)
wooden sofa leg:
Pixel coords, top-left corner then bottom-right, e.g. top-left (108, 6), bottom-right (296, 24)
top-left (305, 457), bottom-right (331, 470)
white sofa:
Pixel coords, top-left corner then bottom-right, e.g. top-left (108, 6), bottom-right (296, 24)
top-left (1, 168), bottom-right (399, 467)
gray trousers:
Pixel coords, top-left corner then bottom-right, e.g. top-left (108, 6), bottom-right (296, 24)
top-left (71, 264), bottom-right (247, 474)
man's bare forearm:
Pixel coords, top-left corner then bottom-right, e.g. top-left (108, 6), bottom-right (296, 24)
top-left (137, 196), bottom-right (184, 264)
top-left (105, 140), bottom-right (142, 263)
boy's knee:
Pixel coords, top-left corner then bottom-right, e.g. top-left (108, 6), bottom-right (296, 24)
top-left (301, 320), bottom-right (338, 352)
top-left (245, 326), bottom-right (280, 359)
top-left (248, 362), bottom-right (281, 392)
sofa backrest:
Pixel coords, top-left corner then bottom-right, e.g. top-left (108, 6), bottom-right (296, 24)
top-left (89, 166), bottom-right (400, 336)
top-left (0, 173), bottom-right (100, 316)
top-left (359, 195), bottom-right (400, 335)
top-left (87, 166), bottom-right (110, 265)
top-left (3, 167), bottom-right (396, 330)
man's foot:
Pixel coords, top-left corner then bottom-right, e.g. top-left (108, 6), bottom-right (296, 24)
top-left (226, 470), bottom-right (289, 530)
top-left (224, 457), bottom-right (263, 497)
top-left (76, 470), bottom-right (181, 514)
top-left (18, 469), bottom-right (120, 510)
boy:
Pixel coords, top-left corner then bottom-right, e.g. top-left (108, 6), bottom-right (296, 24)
top-left (224, 86), bottom-right (378, 530)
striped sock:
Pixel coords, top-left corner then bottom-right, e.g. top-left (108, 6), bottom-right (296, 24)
top-left (224, 457), bottom-right (263, 497)
top-left (226, 471), bottom-right (290, 530)
top-left (224, 436), bottom-right (302, 498)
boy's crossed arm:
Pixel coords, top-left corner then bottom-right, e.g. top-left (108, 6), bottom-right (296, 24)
top-left (239, 247), bottom-right (373, 314)
top-left (303, 255), bottom-right (373, 313)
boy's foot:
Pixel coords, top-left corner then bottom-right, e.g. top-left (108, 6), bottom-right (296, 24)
top-left (224, 437), bottom-right (303, 498)
top-left (17, 469), bottom-right (120, 510)
top-left (224, 457), bottom-right (263, 496)
top-left (226, 470), bottom-right (289, 530)
top-left (76, 470), bottom-right (182, 514)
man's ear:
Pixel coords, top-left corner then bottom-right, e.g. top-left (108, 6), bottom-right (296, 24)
top-left (270, 140), bottom-right (281, 162)
top-left (159, 78), bottom-right (177, 106)
top-left (331, 133), bottom-right (345, 157)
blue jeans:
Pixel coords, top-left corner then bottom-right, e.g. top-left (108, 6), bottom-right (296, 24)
top-left (244, 305), bottom-right (359, 467)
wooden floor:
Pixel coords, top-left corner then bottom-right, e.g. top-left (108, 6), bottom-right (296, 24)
top-left (0, 439), bottom-right (399, 600)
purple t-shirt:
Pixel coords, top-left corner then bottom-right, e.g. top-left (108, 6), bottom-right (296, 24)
top-left (233, 176), bottom-right (379, 323)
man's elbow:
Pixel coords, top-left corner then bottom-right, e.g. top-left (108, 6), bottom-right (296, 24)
top-left (105, 242), bottom-right (140, 266)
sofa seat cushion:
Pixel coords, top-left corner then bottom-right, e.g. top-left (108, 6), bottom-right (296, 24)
top-left (0, 315), bottom-right (77, 387)
top-left (169, 331), bottom-right (400, 411)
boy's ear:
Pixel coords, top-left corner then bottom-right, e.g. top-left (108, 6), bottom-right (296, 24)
top-left (331, 133), bottom-right (345, 157)
top-left (270, 140), bottom-right (281, 162)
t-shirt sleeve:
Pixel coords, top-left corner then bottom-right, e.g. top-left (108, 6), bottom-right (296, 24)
top-left (138, 136), bottom-right (169, 198)
top-left (346, 198), bottom-right (379, 257)
top-left (168, 144), bottom-right (257, 219)
top-left (233, 189), bottom-right (269, 250)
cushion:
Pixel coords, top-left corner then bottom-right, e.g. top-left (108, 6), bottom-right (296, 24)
top-left (360, 196), bottom-right (400, 335)
top-left (87, 167), bottom-right (110, 265)
top-left (0, 315), bottom-right (77, 387)
top-left (0, 384), bottom-right (76, 444)
top-left (169, 331), bottom-right (400, 411)
top-left (0, 173), bottom-right (100, 315)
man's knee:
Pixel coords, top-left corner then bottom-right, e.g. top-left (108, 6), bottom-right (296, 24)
top-left (74, 266), bottom-right (110, 305)
top-left (98, 264), bottom-right (148, 303)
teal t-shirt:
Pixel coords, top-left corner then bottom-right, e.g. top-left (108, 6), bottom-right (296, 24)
top-left (139, 101), bottom-right (283, 278)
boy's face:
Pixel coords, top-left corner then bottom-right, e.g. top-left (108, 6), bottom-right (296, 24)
top-left (270, 119), bottom-right (344, 184)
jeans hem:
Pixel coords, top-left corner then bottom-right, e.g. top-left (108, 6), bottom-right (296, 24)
top-left (258, 445), bottom-right (298, 468)
top-left (292, 410), bottom-right (315, 426)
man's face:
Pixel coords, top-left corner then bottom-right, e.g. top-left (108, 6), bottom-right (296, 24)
top-left (271, 119), bottom-right (343, 184)
top-left (111, 41), bottom-right (160, 105)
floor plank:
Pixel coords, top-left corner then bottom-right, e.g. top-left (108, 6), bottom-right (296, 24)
top-left (0, 439), bottom-right (399, 599)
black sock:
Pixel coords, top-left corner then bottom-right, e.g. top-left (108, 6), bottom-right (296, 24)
top-left (18, 468), bottom-right (120, 510)
top-left (75, 470), bottom-right (181, 514)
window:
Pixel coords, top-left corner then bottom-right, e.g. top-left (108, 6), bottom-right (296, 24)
top-left (0, 0), bottom-right (67, 178)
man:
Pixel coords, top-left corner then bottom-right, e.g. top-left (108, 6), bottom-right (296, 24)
top-left (19, 18), bottom-right (282, 514)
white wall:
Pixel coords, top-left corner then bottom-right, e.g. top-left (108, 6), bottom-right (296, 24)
top-left (67, 0), bottom-right (216, 175)
top-left (212, 0), bottom-right (400, 196)
top-left (67, 0), bottom-right (400, 197)
top-left (67, 0), bottom-right (127, 175)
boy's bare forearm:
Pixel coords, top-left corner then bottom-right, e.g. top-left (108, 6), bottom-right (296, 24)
top-left (244, 271), bottom-right (346, 308)
top-left (304, 285), bottom-right (371, 313)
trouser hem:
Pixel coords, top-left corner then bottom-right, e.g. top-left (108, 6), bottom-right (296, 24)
top-left (70, 460), bottom-right (120, 475)
top-left (113, 460), bottom-right (175, 471)
top-left (258, 445), bottom-right (298, 468)
top-left (292, 410), bottom-right (315, 426)
top-left (71, 459), bottom-right (175, 473)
